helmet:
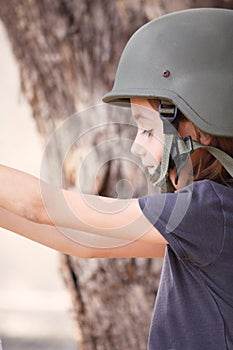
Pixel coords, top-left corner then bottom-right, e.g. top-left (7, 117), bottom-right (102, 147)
top-left (103, 8), bottom-right (233, 137)
top-left (102, 8), bottom-right (233, 187)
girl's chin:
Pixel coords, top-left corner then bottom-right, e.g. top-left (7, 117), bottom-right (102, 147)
top-left (146, 166), bottom-right (157, 176)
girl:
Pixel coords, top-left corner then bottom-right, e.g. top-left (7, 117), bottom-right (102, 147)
top-left (1, 8), bottom-right (233, 349)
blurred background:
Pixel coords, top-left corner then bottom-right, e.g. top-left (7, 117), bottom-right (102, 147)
top-left (0, 1), bottom-right (232, 350)
top-left (0, 21), bottom-right (76, 350)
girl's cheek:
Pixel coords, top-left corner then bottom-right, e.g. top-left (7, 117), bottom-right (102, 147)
top-left (146, 140), bottom-right (163, 163)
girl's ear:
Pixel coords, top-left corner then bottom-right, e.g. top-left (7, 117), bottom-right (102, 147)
top-left (178, 120), bottom-right (213, 145)
top-left (198, 131), bottom-right (213, 145)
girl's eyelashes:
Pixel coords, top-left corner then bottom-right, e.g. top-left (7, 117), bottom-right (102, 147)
top-left (141, 129), bottom-right (154, 137)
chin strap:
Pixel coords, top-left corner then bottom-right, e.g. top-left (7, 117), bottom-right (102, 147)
top-left (149, 134), bottom-right (174, 186)
top-left (150, 135), bottom-right (233, 187)
top-left (149, 101), bottom-right (233, 188)
top-left (192, 141), bottom-right (233, 177)
top-left (149, 134), bottom-right (193, 186)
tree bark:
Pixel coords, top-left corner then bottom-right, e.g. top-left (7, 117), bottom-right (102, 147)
top-left (0, 1), bottom-right (232, 349)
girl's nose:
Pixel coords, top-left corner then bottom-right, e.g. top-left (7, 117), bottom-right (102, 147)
top-left (131, 139), bottom-right (146, 158)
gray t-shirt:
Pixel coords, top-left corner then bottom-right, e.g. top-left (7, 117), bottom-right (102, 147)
top-left (139, 180), bottom-right (233, 350)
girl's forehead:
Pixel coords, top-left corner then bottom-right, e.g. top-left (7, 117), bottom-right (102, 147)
top-left (131, 98), bottom-right (160, 123)
top-left (131, 97), bottom-right (159, 108)
top-left (131, 97), bottom-right (153, 106)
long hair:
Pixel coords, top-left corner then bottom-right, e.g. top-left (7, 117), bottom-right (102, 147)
top-left (192, 133), bottom-right (233, 187)
top-left (177, 112), bottom-right (233, 187)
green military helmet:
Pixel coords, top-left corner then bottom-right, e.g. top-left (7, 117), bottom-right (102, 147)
top-left (103, 8), bottom-right (233, 137)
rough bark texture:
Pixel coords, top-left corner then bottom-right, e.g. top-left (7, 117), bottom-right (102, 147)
top-left (0, 1), bottom-right (232, 349)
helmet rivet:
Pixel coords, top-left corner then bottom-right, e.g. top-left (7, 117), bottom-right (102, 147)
top-left (162, 70), bottom-right (170, 78)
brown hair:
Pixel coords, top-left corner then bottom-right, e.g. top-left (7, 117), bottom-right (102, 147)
top-left (148, 99), bottom-right (233, 187)
top-left (178, 112), bottom-right (233, 187)
top-left (192, 133), bottom-right (233, 187)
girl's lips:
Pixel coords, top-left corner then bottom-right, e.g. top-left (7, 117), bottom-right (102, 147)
top-left (146, 165), bottom-right (156, 169)
top-left (145, 165), bottom-right (156, 175)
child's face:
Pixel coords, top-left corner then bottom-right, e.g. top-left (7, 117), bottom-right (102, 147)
top-left (130, 98), bottom-right (164, 176)
top-left (131, 97), bottom-right (208, 189)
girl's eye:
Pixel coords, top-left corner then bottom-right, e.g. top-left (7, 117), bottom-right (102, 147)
top-left (142, 129), bottom-right (153, 137)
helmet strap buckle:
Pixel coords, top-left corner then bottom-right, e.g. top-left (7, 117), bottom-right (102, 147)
top-left (159, 101), bottom-right (178, 134)
top-left (172, 136), bottom-right (194, 184)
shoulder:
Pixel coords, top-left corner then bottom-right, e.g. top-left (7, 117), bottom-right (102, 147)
top-left (138, 180), bottom-right (226, 265)
top-left (182, 180), bottom-right (233, 215)
top-left (138, 180), bottom-right (224, 234)
top-left (175, 180), bottom-right (224, 220)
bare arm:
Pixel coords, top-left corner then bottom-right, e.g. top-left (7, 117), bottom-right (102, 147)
top-left (0, 164), bottom-right (167, 247)
top-left (0, 208), bottom-right (165, 258)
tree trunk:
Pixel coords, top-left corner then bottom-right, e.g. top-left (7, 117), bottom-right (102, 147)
top-left (0, 1), bottom-right (232, 349)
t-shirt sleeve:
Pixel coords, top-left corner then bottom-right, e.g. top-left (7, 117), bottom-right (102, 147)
top-left (138, 180), bottom-right (224, 266)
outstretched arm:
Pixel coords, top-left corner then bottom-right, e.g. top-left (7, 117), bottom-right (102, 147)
top-left (0, 165), bottom-right (167, 247)
top-left (0, 208), bottom-right (165, 258)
